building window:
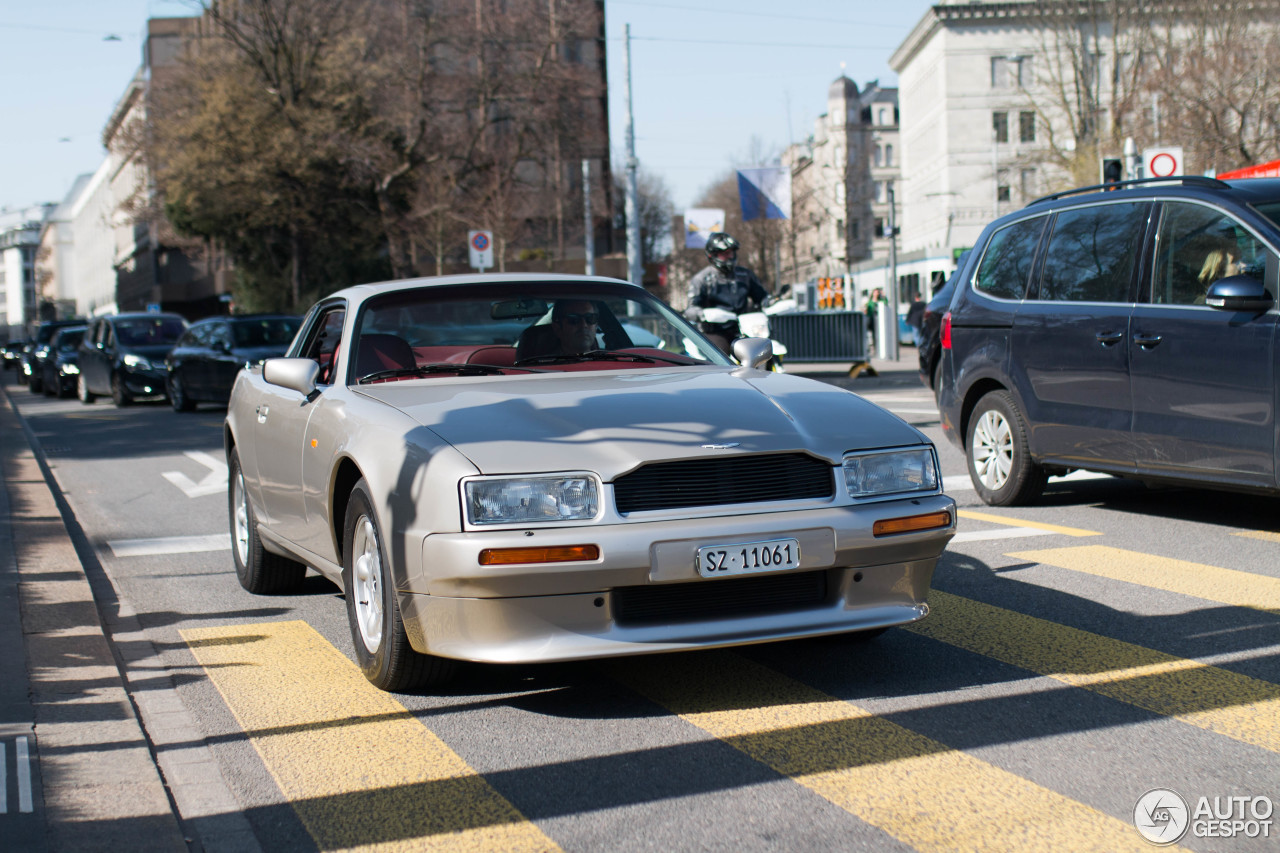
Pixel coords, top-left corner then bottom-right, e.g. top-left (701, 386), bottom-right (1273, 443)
top-left (991, 55), bottom-right (1030, 89)
top-left (851, 220), bottom-right (859, 240)
top-left (1019, 111), bottom-right (1036, 143)
top-left (884, 144), bottom-right (894, 166)
top-left (874, 218), bottom-right (885, 238)
top-left (993, 111), bottom-right (1009, 144)
top-left (873, 181), bottom-right (883, 203)
top-left (1020, 168), bottom-right (1036, 199)
top-left (878, 107), bottom-right (887, 125)
top-left (874, 145), bottom-right (883, 167)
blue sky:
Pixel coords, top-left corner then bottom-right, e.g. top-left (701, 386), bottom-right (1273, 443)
top-left (0, 1), bottom-right (929, 215)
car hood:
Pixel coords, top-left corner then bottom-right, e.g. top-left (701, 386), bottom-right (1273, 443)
top-left (355, 368), bottom-right (926, 477)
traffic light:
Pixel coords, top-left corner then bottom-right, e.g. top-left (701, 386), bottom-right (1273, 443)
top-left (1101, 158), bottom-right (1123, 184)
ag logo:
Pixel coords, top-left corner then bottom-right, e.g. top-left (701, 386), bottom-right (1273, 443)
top-left (1134, 788), bottom-right (1190, 845)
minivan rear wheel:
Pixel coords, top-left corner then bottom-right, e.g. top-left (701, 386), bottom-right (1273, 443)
top-left (967, 390), bottom-right (1045, 506)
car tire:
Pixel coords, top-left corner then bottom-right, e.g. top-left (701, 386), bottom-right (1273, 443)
top-left (29, 373), bottom-right (43, 394)
top-left (343, 479), bottom-right (455, 692)
top-left (931, 358), bottom-right (942, 398)
top-left (966, 390), bottom-right (1046, 506)
top-left (42, 374), bottom-right (56, 396)
top-left (229, 448), bottom-right (306, 594)
top-left (77, 375), bottom-right (96, 404)
top-left (169, 373), bottom-right (195, 412)
top-left (110, 373), bottom-right (131, 407)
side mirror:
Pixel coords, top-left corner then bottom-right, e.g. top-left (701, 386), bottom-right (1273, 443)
top-left (1204, 275), bottom-right (1274, 312)
top-left (732, 336), bottom-right (774, 371)
top-left (263, 357), bottom-right (320, 398)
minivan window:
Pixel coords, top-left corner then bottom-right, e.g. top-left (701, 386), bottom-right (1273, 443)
top-left (1038, 202), bottom-right (1148, 302)
top-left (973, 216), bottom-right (1046, 300)
top-left (1151, 202), bottom-right (1271, 305)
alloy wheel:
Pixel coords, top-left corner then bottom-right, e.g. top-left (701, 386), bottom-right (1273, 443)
top-left (351, 514), bottom-right (384, 654)
top-left (971, 408), bottom-right (1013, 491)
top-left (232, 470), bottom-right (250, 568)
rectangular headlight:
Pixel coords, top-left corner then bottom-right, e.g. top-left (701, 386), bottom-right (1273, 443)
top-left (843, 448), bottom-right (939, 499)
top-left (465, 476), bottom-right (599, 525)
top-left (123, 353), bottom-right (153, 370)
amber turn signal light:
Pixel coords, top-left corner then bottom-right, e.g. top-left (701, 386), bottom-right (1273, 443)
top-left (479, 544), bottom-right (600, 565)
top-left (872, 510), bottom-right (952, 537)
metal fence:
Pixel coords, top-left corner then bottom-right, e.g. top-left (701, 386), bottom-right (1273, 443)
top-left (768, 311), bottom-right (867, 363)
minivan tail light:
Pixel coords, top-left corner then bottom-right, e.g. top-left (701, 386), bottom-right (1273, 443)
top-left (941, 312), bottom-right (952, 349)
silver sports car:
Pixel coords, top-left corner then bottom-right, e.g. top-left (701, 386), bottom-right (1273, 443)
top-left (225, 274), bottom-right (956, 691)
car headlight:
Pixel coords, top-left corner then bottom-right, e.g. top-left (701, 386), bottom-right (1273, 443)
top-left (465, 476), bottom-right (599, 525)
top-left (61, 363), bottom-right (80, 375)
top-left (843, 448), bottom-right (939, 499)
top-left (123, 353), bottom-right (153, 370)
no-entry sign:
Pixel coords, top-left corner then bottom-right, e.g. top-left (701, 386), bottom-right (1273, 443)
top-left (1143, 147), bottom-right (1183, 178)
top-left (468, 230), bottom-right (494, 270)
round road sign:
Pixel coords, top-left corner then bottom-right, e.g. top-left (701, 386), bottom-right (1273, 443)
top-left (471, 232), bottom-right (490, 251)
top-left (1149, 153), bottom-right (1178, 177)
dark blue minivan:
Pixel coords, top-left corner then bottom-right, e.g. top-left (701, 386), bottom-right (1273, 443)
top-left (937, 175), bottom-right (1280, 506)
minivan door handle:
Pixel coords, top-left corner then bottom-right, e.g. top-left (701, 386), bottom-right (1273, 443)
top-left (1133, 333), bottom-right (1164, 348)
top-left (1095, 331), bottom-right (1124, 345)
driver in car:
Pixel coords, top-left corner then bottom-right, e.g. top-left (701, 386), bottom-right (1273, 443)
top-left (550, 300), bottom-right (601, 354)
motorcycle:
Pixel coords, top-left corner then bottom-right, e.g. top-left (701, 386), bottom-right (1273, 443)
top-left (698, 306), bottom-right (788, 371)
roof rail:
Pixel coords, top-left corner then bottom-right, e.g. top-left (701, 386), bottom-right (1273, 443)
top-left (1028, 175), bottom-right (1230, 207)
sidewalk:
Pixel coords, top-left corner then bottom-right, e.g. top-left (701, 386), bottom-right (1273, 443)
top-left (0, 380), bottom-right (190, 851)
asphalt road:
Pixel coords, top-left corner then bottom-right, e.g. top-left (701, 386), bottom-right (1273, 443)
top-left (6, 366), bottom-right (1280, 852)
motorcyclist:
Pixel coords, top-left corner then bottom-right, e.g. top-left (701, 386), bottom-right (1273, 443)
top-left (685, 232), bottom-right (769, 353)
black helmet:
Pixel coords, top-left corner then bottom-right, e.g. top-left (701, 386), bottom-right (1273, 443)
top-left (705, 232), bottom-right (739, 274)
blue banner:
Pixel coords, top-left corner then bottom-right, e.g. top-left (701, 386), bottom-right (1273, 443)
top-left (737, 167), bottom-right (792, 221)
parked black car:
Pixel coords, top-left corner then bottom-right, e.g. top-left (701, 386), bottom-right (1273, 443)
top-left (77, 313), bottom-right (189, 407)
top-left (917, 252), bottom-right (968, 396)
top-left (938, 175), bottom-right (1280, 506)
top-left (40, 326), bottom-right (88, 398)
top-left (165, 314), bottom-right (302, 411)
top-left (22, 319), bottom-right (86, 392)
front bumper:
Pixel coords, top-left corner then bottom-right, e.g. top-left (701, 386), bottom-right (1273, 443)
top-left (399, 494), bottom-right (955, 662)
top-left (122, 367), bottom-right (169, 398)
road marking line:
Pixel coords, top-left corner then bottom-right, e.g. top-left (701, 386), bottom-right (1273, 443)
top-left (951, 527), bottom-right (1057, 543)
top-left (182, 621), bottom-right (558, 852)
top-left (1234, 530), bottom-right (1280, 543)
top-left (108, 533), bottom-right (230, 558)
top-left (162, 450), bottom-right (228, 498)
top-left (944, 470), bottom-right (1111, 493)
top-left (909, 590), bottom-right (1280, 753)
top-left (613, 653), bottom-right (1158, 852)
top-left (16, 737), bottom-right (31, 813)
top-left (958, 510), bottom-right (1101, 537)
top-left (1008, 545), bottom-right (1280, 612)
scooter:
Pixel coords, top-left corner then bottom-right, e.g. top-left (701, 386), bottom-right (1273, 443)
top-left (698, 306), bottom-right (788, 371)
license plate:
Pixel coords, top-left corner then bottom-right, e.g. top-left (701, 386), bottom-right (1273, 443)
top-left (696, 538), bottom-right (801, 578)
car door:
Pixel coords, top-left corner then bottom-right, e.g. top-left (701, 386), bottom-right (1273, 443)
top-left (253, 303), bottom-right (346, 542)
top-left (1009, 201), bottom-right (1152, 470)
top-left (1129, 200), bottom-right (1278, 487)
top-left (82, 320), bottom-right (109, 393)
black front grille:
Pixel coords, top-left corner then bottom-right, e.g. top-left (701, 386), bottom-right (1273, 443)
top-left (614, 570), bottom-right (830, 625)
top-left (613, 453), bottom-right (834, 513)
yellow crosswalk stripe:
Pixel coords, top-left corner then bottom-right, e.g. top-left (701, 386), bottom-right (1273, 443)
top-left (957, 509), bottom-right (1101, 537)
top-left (1007, 544), bottom-right (1280, 612)
top-left (907, 590), bottom-right (1280, 752)
top-left (1233, 529), bottom-right (1280, 544)
top-left (613, 652), bottom-right (1161, 852)
top-left (182, 621), bottom-right (559, 852)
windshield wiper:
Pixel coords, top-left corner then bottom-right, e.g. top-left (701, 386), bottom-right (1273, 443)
top-left (357, 362), bottom-right (510, 383)
top-left (514, 349), bottom-right (669, 366)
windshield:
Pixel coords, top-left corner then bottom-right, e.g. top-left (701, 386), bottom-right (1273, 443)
top-left (232, 317), bottom-right (302, 348)
top-left (1253, 201), bottom-right (1280, 230)
top-left (56, 330), bottom-right (85, 352)
top-left (351, 281), bottom-right (731, 382)
top-left (115, 316), bottom-right (187, 347)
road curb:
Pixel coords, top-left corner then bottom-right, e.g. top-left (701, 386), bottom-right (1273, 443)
top-left (0, 383), bottom-right (201, 851)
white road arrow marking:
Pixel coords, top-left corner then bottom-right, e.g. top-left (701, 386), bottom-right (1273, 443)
top-left (162, 450), bottom-right (228, 498)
